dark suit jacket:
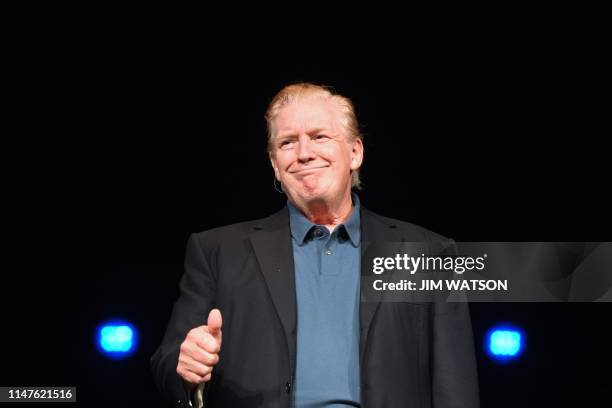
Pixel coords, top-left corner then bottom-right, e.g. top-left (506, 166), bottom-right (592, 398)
top-left (151, 206), bottom-right (479, 408)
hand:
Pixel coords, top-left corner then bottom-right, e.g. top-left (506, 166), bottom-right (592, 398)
top-left (177, 308), bottom-right (223, 389)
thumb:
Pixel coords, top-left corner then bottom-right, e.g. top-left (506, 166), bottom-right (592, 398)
top-left (207, 308), bottom-right (223, 342)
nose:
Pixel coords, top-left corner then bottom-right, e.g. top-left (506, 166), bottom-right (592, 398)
top-left (297, 135), bottom-right (316, 163)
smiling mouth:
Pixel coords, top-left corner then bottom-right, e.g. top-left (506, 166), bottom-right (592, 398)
top-left (290, 166), bottom-right (328, 175)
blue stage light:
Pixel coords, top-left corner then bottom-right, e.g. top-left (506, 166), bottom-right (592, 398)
top-left (486, 325), bottom-right (524, 361)
top-left (97, 321), bottom-right (137, 358)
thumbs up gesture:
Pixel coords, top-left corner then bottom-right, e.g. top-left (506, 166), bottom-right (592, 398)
top-left (177, 309), bottom-right (223, 389)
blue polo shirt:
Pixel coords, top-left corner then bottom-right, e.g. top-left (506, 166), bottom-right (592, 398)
top-left (288, 196), bottom-right (361, 408)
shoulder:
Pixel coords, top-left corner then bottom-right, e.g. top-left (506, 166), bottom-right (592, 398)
top-left (191, 207), bottom-right (288, 249)
top-left (361, 207), bottom-right (451, 245)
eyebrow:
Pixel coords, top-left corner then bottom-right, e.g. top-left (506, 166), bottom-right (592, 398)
top-left (306, 127), bottom-right (327, 135)
top-left (276, 127), bottom-right (330, 139)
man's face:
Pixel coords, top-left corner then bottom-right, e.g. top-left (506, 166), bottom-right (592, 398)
top-left (269, 96), bottom-right (363, 207)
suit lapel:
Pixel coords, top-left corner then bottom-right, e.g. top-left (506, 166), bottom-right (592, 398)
top-left (249, 208), bottom-right (297, 367)
top-left (249, 205), bottom-right (403, 369)
top-left (359, 207), bottom-right (403, 363)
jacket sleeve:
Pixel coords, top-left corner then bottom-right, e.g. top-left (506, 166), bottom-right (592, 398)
top-left (150, 233), bottom-right (217, 408)
top-left (431, 239), bottom-right (480, 407)
top-left (431, 300), bottom-right (480, 408)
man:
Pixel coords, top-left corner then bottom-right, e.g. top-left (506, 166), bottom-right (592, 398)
top-left (151, 83), bottom-right (479, 407)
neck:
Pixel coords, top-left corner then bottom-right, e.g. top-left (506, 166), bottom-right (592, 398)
top-left (292, 192), bottom-right (354, 232)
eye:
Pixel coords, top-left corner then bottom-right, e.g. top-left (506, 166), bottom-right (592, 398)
top-left (314, 134), bottom-right (329, 141)
top-left (279, 139), bottom-right (296, 150)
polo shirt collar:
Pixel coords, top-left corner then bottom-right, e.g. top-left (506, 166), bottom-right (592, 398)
top-left (287, 193), bottom-right (361, 247)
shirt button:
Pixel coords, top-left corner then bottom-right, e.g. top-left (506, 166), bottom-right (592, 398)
top-left (285, 381), bottom-right (292, 394)
top-left (325, 249), bottom-right (332, 255)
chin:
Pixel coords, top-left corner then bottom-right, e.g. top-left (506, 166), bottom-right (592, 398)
top-left (302, 179), bottom-right (327, 195)
top-left (287, 178), bottom-right (342, 202)
top-left (300, 186), bottom-right (339, 204)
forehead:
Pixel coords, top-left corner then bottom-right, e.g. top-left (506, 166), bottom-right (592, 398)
top-left (273, 96), bottom-right (344, 136)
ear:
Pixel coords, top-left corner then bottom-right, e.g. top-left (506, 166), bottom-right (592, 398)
top-left (349, 138), bottom-right (364, 171)
top-left (269, 153), bottom-right (281, 180)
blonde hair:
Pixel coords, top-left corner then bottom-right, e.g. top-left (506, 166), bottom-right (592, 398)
top-left (265, 82), bottom-right (364, 189)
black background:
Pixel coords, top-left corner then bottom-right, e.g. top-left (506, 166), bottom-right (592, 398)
top-left (4, 9), bottom-right (611, 408)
